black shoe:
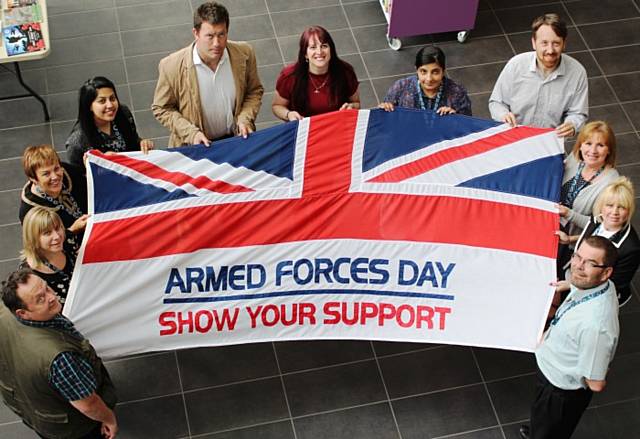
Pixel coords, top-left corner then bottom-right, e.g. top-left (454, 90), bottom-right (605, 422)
top-left (519, 425), bottom-right (530, 439)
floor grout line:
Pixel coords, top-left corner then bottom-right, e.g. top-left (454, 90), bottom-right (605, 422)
top-left (369, 340), bottom-right (404, 439)
top-left (271, 342), bottom-right (299, 439)
top-left (470, 347), bottom-right (508, 439)
top-left (174, 351), bottom-right (193, 438)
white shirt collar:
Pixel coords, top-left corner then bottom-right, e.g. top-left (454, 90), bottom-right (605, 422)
top-left (192, 45), bottom-right (229, 70)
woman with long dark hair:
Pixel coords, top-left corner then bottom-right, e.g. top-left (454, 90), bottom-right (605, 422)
top-left (65, 76), bottom-right (154, 167)
top-left (272, 26), bottom-right (360, 121)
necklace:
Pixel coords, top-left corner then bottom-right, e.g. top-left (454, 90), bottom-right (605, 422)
top-left (416, 76), bottom-right (444, 111)
top-left (309, 74), bottom-right (328, 94)
top-left (35, 184), bottom-right (83, 219)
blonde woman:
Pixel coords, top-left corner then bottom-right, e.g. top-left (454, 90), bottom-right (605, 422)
top-left (20, 207), bottom-right (79, 304)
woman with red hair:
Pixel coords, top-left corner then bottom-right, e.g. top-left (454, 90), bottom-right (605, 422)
top-left (272, 25), bottom-right (360, 121)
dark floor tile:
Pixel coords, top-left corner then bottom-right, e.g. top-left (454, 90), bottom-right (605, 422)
top-left (593, 45), bottom-right (640, 75)
top-left (49, 8), bottom-right (118, 40)
top-left (490, 0), bottom-right (556, 8)
top-left (590, 398), bottom-right (640, 438)
top-left (473, 348), bottom-right (536, 381)
top-left (0, 224), bottom-right (22, 261)
top-left (177, 343), bottom-right (278, 390)
top-left (358, 80), bottom-right (379, 108)
top-left (184, 377), bottom-right (289, 434)
top-left (250, 38), bottom-right (283, 67)
top-left (294, 402), bottom-right (400, 439)
top-left (616, 311), bottom-right (640, 356)
top-left (470, 10), bottom-right (504, 39)
top-left (0, 158), bottom-right (26, 191)
top-left (622, 101), bottom-right (640, 128)
top-left (0, 190), bottom-right (21, 226)
top-left (380, 346), bottom-right (481, 398)
top-left (616, 133), bottom-right (640, 166)
top-left (362, 49), bottom-right (419, 78)
top-left (447, 427), bottom-right (504, 439)
top-left (259, 64), bottom-right (284, 93)
top-left (486, 374), bottom-right (536, 424)
top-left (341, 53), bottom-right (367, 81)
top-left (256, 91), bottom-right (276, 124)
top-left (0, 421), bottom-right (38, 439)
top-left (438, 36), bottom-right (514, 69)
top-left (0, 68), bottom-right (47, 98)
top-left (284, 360), bottom-right (386, 417)
top-left (197, 421), bottom-right (295, 439)
top-left (470, 92), bottom-right (492, 119)
top-left (36, 33), bottom-right (122, 68)
top-left (116, 395), bottom-right (189, 439)
top-left (278, 28), bottom-right (357, 63)
top-left (105, 352), bottom-right (181, 402)
top-left (122, 24), bottom-right (194, 57)
top-left (393, 384), bottom-right (498, 439)
top-left (129, 81), bottom-right (157, 113)
top-left (620, 286), bottom-right (640, 313)
top-left (372, 340), bottom-right (438, 356)
top-left (588, 77), bottom-right (617, 106)
top-left (125, 51), bottom-right (170, 83)
top-left (217, 0), bottom-right (267, 16)
top-left (495, 3), bottom-right (564, 34)
top-left (118, 0), bottom-right (192, 32)
top-left (448, 62), bottom-right (506, 94)
top-left (0, 259), bottom-right (20, 280)
top-left (0, 124), bottom-right (51, 159)
top-left (343, 1), bottom-right (386, 27)
top-left (0, 98), bottom-right (52, 129)
top-left (275, 340), bottom-right (373, 373)
top-left (48, 91), bottom-right (80, 122)
top-left (567, 51), bottom-right (602, 78)
top-left (132, 109), bottom-right (170, 138)
top-left (588, 104), bottom-right (633, 133)
top-left (47, 60), bottom-right (127, 94)
top-left (49, 0), bottom-right (114, 16)
top-left (229, 14), bottom-right (276, 41)
top-left (270, 6), bottom-right (348, 38)
top-left (608, 72), bottom-right (640, 103)
top-left (51, 120), bottom-right (76, 150)
top-left (565, 0), bottom-right (640, 25)
top-left (579, 18), bottom-right (640, 49)
top-left (266, 0), bottom-right (338, 13)
top-left (352, 24), bottom-right (391, 53)
top-left (591, 352), bottom-right (640, 405)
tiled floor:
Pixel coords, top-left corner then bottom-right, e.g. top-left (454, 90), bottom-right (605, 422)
top-left (1, 0), bottom-right (640, 438)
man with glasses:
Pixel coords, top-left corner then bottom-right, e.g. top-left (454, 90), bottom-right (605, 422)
top-left (520, 236), bottom-right (619, 439)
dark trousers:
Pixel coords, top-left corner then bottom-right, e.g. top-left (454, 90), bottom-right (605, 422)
top-left (35, 423), bottom-right (102, 439)
top-left (530, 366), bottom-right (593, 439)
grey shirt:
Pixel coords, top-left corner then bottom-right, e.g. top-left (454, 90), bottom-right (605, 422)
top-left (489, 52), bottom-right (588, 131)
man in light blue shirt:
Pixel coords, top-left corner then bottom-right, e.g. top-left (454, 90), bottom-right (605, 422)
top-left (520, 236), bottom-right (619, 439)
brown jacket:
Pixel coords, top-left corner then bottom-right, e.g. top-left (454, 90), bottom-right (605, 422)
top-left (152, 41), bottom-right (264, 147)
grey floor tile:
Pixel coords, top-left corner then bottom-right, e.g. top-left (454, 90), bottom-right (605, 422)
top-left (0, 421), bottom-right (39, 439)
top-left (608, 72), bottom-right (640, 103)
top-left (105, 352), bottom-right (181, 402)
top-left (39, 33), bottom-right (123, 68)
top-left (616, 133), bottom-right (640, 166)
top-left (0, 190), bottom-right (21, 226)
top-left (592, 351), bottom-right (640, 405)
top-left (266, 0), bottom-right (338, 13)
top-left (616, 311), bottom-right (640, 356)
top-left (274, 340), bottom-right (373, 372)
top-left (256, 91), bottom-right (277, 125)
top-left (46, 59), bottom-right (127, 94)
top-left (129, 80), bottom-right (158, 112)
top-left (494, 3), bottom-right (564, 34)
top-left (122, 24), bottom-right (194, 57)
top-left (249, 38), bottom-right (283, 67)
top-left (472, 348), bottom-right (536, 381)
top-left (0, 98), bottom-right (51, 129)
top-left (588, 104), bottom-right (633, 133)
top-left (229, 14), bottom-right (276, 41)
top-left (0, 399), bottom-right (21, 423)
top-left (470, 92), bottom-right (492, 119)
top-left (380, 346), bottom-right (481, 398)
top-left (294, 402), bottom-right (400, 439)
top-left (593, 45), bottom-right (640, 75)
top-left (0, 124), bottom-right (51, 159)
top-left (117, 0), bottom-right (172, 5)
top-left (117, 0), bottom-right (192, 32)
top-left (343, 1), bottom-right (386, 28)
top-left (48, 91), bottom-right (85, 122)
top-left (184, 377), bottom-right (289, 435)
top-left (469, 10), bottom-right (504, 39)
top-left (283, 360), bottom-right (387, 417)
top-left (358, 80), bottom-right (379, 108)
top-left (590, 398), bottom-right (640, 438)
top-left (447, 62), bottom-right (506, 95)
top-left (125, 51), bottom-right (170, 83)
top-left (0, 158), bottom-right (26, 191)
top-left (219, 0), bottom-right (267, 17)
top-left (342, 53), bottom-right (367, 81)
top-left (565, 0), bottom-right (640, 25)
top-left (568, 51), bottom-right (602, 78)
top-left (0, 223), bottom-right (22, 261)
top-left (393, 384), bottom-right (498, 439)
top-left (259, 63), bottom-right (284, 93)
top-left (362, 49), bottom-right (417, 78)
top-left (177, 343), bottom-right (278, 390)
top-left (51, 120), bottom-right (76, 150)
top-left (48, 0), bottom-right (115, 16)
top-left (270, 6), bottom-right (348, 38)
top-left (115, 395), bottom-right (189, 439)
top-left (352, 24), bottom-right (391, 53)
top-left (445, 427), bottom-right (504, 439)
top-left (588, 77), bottom-right (617, 107)
top-left (132, 109), bottom-right (170, 138)
top-left (0, 259), bottom-right (20, 280)
top-left (490, 0), bottom-right (556, 7)
top-left (486, 374), bottom-right (536, 424)
top-left (372, 340), bottom-right (438, 356)
top-left (196, 421), bottom-right (295, 439)
top-left (0, 68), bottom-right (47, 98)
top-left (623, 101), bottom-right (640, 127)
top-left (579, 18), bottom-right (640, 49)
top-left (49, 8), bottom-right (118, 40)
top-left (438, 36), bottom-right (516, 69)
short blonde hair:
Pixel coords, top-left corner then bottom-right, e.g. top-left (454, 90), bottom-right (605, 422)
top-left (593, 176), bottom-right (635, 222)
top-left (21, 144), bottom-right (61, 180)
top-left (571, 121), bottom-right (616, 167)
top-left (21, 207), bottom-right (66, 267)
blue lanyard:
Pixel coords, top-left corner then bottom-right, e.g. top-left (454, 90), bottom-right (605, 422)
top-left (550, 283), bottom-right (609, 326)
top-left (415, 76), bottom-right (443, 111)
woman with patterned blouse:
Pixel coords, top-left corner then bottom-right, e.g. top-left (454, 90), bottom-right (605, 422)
top-left (65, 76), bottom-right (154, 168)
top-left (379, 45), bottom-right (472, 116)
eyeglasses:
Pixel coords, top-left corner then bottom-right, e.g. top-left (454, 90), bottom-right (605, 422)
top-left (571, 253), bottom-right (608, 269)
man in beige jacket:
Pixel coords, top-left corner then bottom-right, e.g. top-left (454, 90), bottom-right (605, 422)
top-left (152, 2), bottom-right (263, 147)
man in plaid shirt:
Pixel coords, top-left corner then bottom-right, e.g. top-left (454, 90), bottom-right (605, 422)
top-left (0, 269), bottom-right (117, 439)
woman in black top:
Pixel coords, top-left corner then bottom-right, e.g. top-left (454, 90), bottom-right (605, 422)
top-left (65, 76), bottom-right (154, 168)
top-left (20, 207), bottom-right (79, 305)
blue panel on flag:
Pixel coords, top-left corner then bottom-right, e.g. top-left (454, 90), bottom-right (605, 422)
top-left (168, 122), bottom-right (297, 180)
top-left (363, 108), bottom-right (501, 172)
top-left (457, 154), bottom-right (564, 202)
top-left (91, 163), bottom-right (194, 213)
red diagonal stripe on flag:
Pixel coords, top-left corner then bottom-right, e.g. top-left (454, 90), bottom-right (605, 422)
top-left (369, 126), bottom-right (552, 183)
top-left (92, 151), bottom-right (254, 194)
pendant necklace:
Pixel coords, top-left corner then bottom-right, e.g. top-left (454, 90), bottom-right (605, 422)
top-left (310, 74), bottom-right (328, 94)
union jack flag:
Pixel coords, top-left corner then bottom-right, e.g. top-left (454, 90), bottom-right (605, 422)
top-left (66, 109), bottom-right (564, 358)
